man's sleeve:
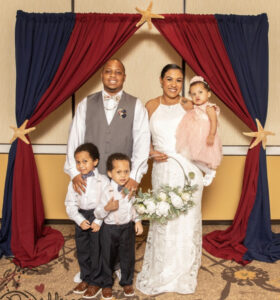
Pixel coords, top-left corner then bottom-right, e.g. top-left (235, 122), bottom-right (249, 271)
top-left (64, 98), bottom-right (87, 179)
top-left (130, 99), bottom-right (151, 182)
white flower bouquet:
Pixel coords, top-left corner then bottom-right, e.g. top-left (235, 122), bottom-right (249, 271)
top-left (133, 171), bottom-right (198, 224)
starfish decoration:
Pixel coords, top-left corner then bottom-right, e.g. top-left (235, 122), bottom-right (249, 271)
top-left (243, 118), bottom-right (275, 150)
top-left (135, 1), bottom-right (165, 30)
top-left (10, 119), bottom-right (36, 145)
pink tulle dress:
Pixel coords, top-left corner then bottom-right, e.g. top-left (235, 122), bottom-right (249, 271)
top-left (176, 102), bottom-right (222, 169)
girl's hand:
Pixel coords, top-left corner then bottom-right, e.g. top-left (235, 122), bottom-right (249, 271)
top-left (80, 220), bottom-right (91, 230)
top-left (207, 134), bottom-right (215, 146)
top-left (150, 150), bottom-right (168, 162)
top-left (91, 222), bottom-right (100, 232)
top-left (181, 98), bottom-right (193, 111)
top-left (135, 221), bottom-right (143, 235)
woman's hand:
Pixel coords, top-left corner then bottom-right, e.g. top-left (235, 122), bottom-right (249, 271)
top-left (135, 221), bottom-right (143, 235)
top-left (150, 149), bottom-right (168, 162)
top-left (125, 178), bottom-right (139, 199)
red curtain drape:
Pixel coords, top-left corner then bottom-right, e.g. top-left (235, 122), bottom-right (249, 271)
top-left (12, 13), bottom-right (141, 267)
top-left (153, 14), bottom-right (259, 264)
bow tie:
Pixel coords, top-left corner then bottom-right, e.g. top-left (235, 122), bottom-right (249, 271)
top-left (82, 171), bottom-right (94, 180)
top-left (117, 185), bottom-right (124, 192)
top-left (103, 94), bottom-right (121, 102)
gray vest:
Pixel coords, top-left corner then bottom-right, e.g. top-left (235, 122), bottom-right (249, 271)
top-left (85, 91), bottom-right (136, 174)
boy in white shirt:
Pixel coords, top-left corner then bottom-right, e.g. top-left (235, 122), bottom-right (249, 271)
top-left (65, 143), bottom-right (109, 299)
top-left (94, 153), bottom-right (143, 299)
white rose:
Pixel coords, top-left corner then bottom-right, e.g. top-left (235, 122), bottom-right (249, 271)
top-left (169, 192), bottom-right (183, 209)
top-left (181, 192), bottom-right (190, 202)
top-left (144, 198), bottom-right (153, 206)
top-left (158, 191), bottom-right (167, 201)
top-left (146, 201), bottom-right (156, 215)
top-left (177, 187), bottom-right (183, 193)
top-left (135, 204), bottom-right (146, 215)
top-left (156, 201), bottom-right (170, 217)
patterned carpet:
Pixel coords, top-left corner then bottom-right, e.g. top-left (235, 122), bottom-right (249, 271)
top-left (1, 224), bottom-right (280, 300)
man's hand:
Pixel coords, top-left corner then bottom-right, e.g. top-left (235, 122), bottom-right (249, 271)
top-left (80, 220), bottom-right (91, 230)
top-left (135, 221), bottom-right (143, 236)
top-left (104, 197), bottom-right (119, 212)
top-left (91, 222), bottom-right (100, 232)
top-left (72, 174), bottom-right (86, 195)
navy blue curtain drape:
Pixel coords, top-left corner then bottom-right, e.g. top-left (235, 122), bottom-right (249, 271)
top-left (0, 11), bottom-right (75, 258)
top-left (216, 14), bottom-right (280, 262)
top-left (0, 145), bottom-right (16, 256)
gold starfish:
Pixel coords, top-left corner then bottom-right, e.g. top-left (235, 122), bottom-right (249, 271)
top-left (10, 119), bottom-right (36, 145)
top-left (243, 118), bottom-right (275, 150)
top-left (135, 1), bottom-right (164, 30)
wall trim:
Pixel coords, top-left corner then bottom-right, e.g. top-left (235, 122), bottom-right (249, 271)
top-left (11, 219), bottom-right (280, 225)
top-left (0, 144), bottom-right (280, 155)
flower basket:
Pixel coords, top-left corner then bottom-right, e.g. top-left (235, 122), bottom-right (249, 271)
top-left (133, 156), bottom-right (198, 224)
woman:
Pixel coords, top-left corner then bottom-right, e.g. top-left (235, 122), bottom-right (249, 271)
top-left (136, 64), bottom-right (204, 295)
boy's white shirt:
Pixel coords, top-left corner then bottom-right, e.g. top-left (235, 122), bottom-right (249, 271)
top-left (65, 168), bottom-right (109, 226)
top-left (94, 179), bottom-right (140, 225)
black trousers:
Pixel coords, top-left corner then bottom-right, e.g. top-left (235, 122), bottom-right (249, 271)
top-left (100, 222), bottom-right (135, 287)
top-left (75, 209), bottom-right (102, 286)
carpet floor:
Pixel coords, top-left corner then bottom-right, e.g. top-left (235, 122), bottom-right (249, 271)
top-left (1, 224), bottom-right (280, 300)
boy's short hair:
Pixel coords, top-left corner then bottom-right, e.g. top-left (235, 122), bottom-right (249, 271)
top-left (74, 143), bottom-right (100, 161)
top-left (106, 153), bottom-right (131, 171)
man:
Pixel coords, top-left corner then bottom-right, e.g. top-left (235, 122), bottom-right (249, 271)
top-left (64, 58), bottom-right (150, 193)
top-left (64, 59), bottom-right (150, 293)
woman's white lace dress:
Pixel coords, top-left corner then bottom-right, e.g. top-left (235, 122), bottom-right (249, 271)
top-left (136, 102), bottom-right (204, 295)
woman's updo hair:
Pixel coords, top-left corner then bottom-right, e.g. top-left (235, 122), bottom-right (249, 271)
top-left (189, 76), bottom-right (211, 92)
top-left (160, 64), bottom-right (183, 79)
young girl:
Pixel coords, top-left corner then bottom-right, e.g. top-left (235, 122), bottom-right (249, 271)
top-left (176, 76), bottom-right (222, 186)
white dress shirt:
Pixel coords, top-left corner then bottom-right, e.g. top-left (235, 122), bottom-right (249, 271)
top-left (94, 180), bottom-right (140, 225)
top-left (64, 89), bottom-right (150, 182)
top-left (65, 169), bottom-right (109, 226)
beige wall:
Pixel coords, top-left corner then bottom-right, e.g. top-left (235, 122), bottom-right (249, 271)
top-left (0, 0), bottom-right (279, 220)
top-left (1, 154), bottom-right (280, 220)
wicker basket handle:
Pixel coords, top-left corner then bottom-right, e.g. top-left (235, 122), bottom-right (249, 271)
top-left (135, 154), bottom-right (190, 186)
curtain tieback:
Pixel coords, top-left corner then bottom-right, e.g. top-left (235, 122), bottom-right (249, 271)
top-left (10, 119), bottom-right (36, 145)
top-left (243, 118), bottom-right (275, 150)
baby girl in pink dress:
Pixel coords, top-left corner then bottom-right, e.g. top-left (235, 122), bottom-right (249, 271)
top-left (176, 76), bottom-right (222, 186)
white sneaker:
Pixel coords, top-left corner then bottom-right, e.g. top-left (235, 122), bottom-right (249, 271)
top-left (203, 170), bottom-right (216, 186)
top-left (114, 269), bottom-right (121, 281)
top-left (73, 271), bottom-right (82, 283)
